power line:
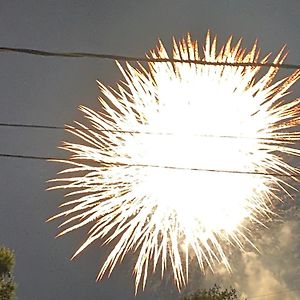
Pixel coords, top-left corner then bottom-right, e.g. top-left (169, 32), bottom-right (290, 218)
top-left (0, 122), bottom-right (65, 131)
top-left (0, 47), bottom-right (299, 70)
top-left (0, 152), bottom-right (299, 178)
top-left (0, 122), bottom-right (298, 142)
top-left (247, 286), bottom-right (300, 299)
top-left (0, 153), bottom-right (54, 160)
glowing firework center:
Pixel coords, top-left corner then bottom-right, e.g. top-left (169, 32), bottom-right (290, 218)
top-left (50, 32), bottom-right (300, 291)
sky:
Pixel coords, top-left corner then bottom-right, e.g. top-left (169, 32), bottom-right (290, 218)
top-left (0, 1), bottom-right (300, 299)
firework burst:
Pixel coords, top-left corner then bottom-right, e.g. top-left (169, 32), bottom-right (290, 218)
top-left (49, 32), bottom-right (300, 292)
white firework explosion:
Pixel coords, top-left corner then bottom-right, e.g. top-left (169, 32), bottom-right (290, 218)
top-left (49, 32), bottom-right (300, 292)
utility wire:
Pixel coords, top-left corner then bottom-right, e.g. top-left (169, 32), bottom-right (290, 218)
top-left (0, 153), bottom-right (54, 161)
top-left (0, 152), bottom-right (299, 178)
top-left (0, 122), bottom-right (65, 131)
top-left (247, 286), bottom-right (300, 299)
top-left (0, 122), bottom-right (298, 142)
top-left (0, 47), bottom-right (299, 69)
top-left (0, 47), bottom-right (299, 175)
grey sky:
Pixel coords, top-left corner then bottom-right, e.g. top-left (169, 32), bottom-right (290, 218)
top-left (0, 1), bottom-right (300, 299)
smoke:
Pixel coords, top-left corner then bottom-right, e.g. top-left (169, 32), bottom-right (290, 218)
top-left (227, 207), bottom-right (300, 299)
top-left (181, 205), bottom-right (300, 300)
top-left (237, 251), bottom-right (298, 300)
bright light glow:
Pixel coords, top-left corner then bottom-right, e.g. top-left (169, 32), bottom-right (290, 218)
top-left (49, 32), bottom-right (300, 292)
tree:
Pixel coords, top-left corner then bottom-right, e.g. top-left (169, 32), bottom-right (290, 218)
top-left (181, 284), bottom-right (239, 300)
top-left (0, 246), bottom-right (16, 300)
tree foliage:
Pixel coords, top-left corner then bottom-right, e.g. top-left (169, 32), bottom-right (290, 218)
top-left (0, 246), bottom-right (16, 300)
top-left (181, 284), bottom-right (239, 300)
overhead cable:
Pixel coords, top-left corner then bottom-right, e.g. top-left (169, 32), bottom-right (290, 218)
top-left (0, 46), bottom-right (299, 69)
top-left (0, 152), bottom-right (299, 178)
top-left (0, 122), bottom-right (298, 142)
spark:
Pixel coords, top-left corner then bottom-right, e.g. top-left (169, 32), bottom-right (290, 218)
top-left (49, 32), bottom-right (300, 292)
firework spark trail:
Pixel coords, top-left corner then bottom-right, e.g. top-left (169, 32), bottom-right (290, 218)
top-left (49, 32), bottom-right (300, 292)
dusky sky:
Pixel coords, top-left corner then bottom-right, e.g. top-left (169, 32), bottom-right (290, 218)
top-left (0, 1), bottom-right (300, 299)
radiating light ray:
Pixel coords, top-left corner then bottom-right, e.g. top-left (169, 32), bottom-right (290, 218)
top-left (48, 32), bottom-right (300, 292)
